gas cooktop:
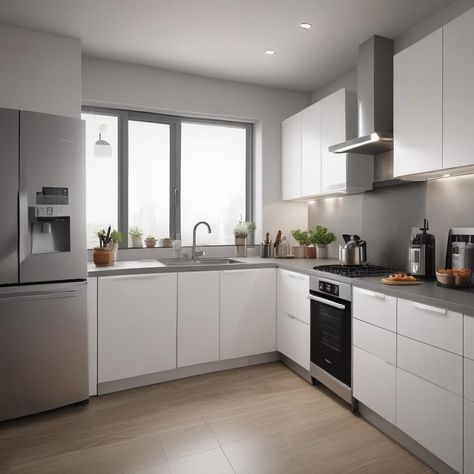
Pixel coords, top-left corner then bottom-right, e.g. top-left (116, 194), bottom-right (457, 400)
top-left (313, 264), bottom-right (397, 278)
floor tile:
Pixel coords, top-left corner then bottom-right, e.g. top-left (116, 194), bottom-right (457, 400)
top-left (167, 448), bottom-right (234, 474)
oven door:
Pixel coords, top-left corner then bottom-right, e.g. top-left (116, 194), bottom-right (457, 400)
top-left (310, 292), bottom-right (351, 387)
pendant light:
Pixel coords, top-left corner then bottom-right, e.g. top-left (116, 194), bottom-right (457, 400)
top-left (94, 124), bottom-right (112, 157)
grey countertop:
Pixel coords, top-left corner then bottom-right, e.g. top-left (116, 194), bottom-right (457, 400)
top-left (88, 257), bottom-right (474, 314)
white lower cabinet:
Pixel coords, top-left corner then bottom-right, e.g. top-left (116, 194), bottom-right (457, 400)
top-left (87, 277), bottom-right (98, 396)
top-left (352, 319), bottom-right (396, 424)
top-left (220, 268), bottom-right (276, 360)
top-left (277, 311), bottom-right (310, 370)
top-left (98, 273), bottom-right (177, 383)
top-left (465, 398), bottom-right (474, 474)
top-left (177, 271), bottom-right (219, 368)
top-left (397, 368), bottom-right (463, 472)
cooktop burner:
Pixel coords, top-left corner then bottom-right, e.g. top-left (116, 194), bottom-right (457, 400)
top-left (313, 264), bottom-right (397, 278)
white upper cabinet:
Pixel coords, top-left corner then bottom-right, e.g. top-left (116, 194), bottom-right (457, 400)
top-left (282, 89), bottom-right (372, 200)
top-left (394, 29), bottom-right (443, 177)
top-left (282, 112), bottom-right (302, 200)
top-left (443, 7), bottom-right (474, 169)
top-left (301, 102), bottom-right (322, 197)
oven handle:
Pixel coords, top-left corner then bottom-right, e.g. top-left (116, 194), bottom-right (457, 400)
top-left (308, 294), bottom-right (346, 310)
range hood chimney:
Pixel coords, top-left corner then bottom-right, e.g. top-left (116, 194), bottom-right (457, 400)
top-left (329, 35), bottom-right (394, 155)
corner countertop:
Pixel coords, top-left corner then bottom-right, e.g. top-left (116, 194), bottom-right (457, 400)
top-left (88, 257), bottom-right (474, 314)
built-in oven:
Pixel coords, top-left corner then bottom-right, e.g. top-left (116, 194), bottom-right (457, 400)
top-left (309, 276), bottom-right (355, 409)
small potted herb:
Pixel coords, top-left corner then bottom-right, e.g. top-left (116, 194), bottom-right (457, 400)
top-left (129, 226), bottom-right (143, 248)
top-left (290, 229), bottom-right (309, 258)
top-left (233, 216), bottom-right (256, 257)
top-left (145, 236), bottom-right (157, 248)
top-left (309, 225), bottom-right (336, 259)
top-left (93, 227), bottom-right (114, 266)
top-left (108, 230), bottom-right (123, 262)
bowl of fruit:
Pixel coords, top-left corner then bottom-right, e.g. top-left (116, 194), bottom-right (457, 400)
top-left (436, 268), bottom-right (471, 287)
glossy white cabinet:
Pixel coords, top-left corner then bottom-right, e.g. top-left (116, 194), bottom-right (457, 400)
top-left (443, 8), bottom-right (474, 169)
top-left (397, 368), bottom-right (463, 472)
top-left (397, 299), bottom-right (462, 355)
top-left (353, 320), bottom-right (396, 424)
top-left (177, 271), bottom-right (219, 368)
top-left (352, 287), bottom-right (397, 332)
top-left (394, 29), bottom-right (443, 177)
top-left (277, 311), bottom-right (310, 370)
top-left (301, 102), bottom-right (322, 197)
top-left (465, 398), bottom-right (474, 474)
top-left (87, 277), bottom-right (97, 396)
top-left (282, 112), bottom-right (302, 200)
top-left (98, 273), bottom-right (177, 383)
top-left (465, 314), bottom-right (474, 361)
top-left (220, 268), bottom-right (276, 360)
top-left (277, 269), bottom-right (309, 324)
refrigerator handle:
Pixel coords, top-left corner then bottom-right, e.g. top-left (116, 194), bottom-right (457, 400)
top-left (18, 191), bottom-right (30, 265)
top-left (0, 289), bottom-right (78, 304)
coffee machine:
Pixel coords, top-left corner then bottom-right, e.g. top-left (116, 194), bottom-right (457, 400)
top-left (446, 228), bottom-right (474, 272)
top-left (408, 218), bottom-right (435, 279)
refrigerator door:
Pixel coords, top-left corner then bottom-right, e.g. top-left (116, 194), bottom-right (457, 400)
top-left (0, 108), bottom-right (19, 285)
top-left (0, 281), bottom-right (88, 421)
top-left (19, 111), bottom-right (86, 283)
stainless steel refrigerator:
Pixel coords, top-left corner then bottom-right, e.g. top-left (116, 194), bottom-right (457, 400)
top-left (0, 108), bottom-right (88, 421)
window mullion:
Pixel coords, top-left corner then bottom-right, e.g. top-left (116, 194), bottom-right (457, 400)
top-left (118, 111), bottom-right (129, 248)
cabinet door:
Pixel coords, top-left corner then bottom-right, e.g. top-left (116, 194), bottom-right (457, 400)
top-left (466, 399), bottom-right (474, 474)
top-left (177, 271), bottom-right (219, 368)
top-left (87, 277), bottom-right (98, 396)
top-left (301, 102), bottom-right (321, 196)
top-left (443, 8), bottom-right (474, 169)
top-left (277, 311), bottom-right (310, 370)
top-left (394, 29), bottom-right (442, 177)
top-left (277, 269), bottom-right (309, 324)
top-left (353, 346), bottom-right (396, 424)
top-left (397, 368), bottom-right (462, 472)
top-left (321, 89), bottom-right (347, 192)
top-left (98, 273), bottom-right (177, 383)
top-left (353, 287), bottom-right (396, 332)
top-left (220, 269), bottom-right (276, 360)
top-left (282, 113), bottom-right (302, 200)
top-left (465, 314), bottom-right (474, 361)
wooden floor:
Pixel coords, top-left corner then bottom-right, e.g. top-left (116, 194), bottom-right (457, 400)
top-left (0, 362), bottom-right (431, 474)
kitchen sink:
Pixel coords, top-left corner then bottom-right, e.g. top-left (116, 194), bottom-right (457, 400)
top-left (157, 257), bottom-right (243, 266)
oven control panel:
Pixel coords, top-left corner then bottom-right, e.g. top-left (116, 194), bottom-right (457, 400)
top-left (318, 280), bottom-right (340, 297)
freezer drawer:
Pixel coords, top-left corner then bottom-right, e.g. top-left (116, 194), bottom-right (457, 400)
top-left (0, 281), bottom-right (88, 421)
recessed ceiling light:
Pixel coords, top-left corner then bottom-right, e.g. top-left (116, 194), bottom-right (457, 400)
top-left (264, 50), bottom-right (275, 55)
top-left (300, 22), bottom-right (312, 29)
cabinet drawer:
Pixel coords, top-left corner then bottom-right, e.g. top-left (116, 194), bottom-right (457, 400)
top-left (466, 399), bottom-right (474, 474)
top-left (353, 319), bottom-right (396, 365)
top-left (466, 357), bottom-right (474, 403)
top-left (397, 368), bottom-right (462, 472)
top-left (277, 310), bottom-right (310, 371)
top-left (466, 314), bottom-right (474, 360)
top-left (353, 347), bottom-right (396, 424)
top-left (397, 299), bottom-right (462, 354)
top-left (398, 335), bottom-right (462, 396)
top-left (277, 269), bottom-right (310, 324)
top-left (353, 287), bottom-right (396, 331)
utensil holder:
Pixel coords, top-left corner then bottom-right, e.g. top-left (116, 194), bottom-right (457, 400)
top-left (260, 243), bottom-right (273, 258)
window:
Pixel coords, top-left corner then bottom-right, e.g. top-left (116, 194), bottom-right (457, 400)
top-left (82, 108), bottom-right (252, 247)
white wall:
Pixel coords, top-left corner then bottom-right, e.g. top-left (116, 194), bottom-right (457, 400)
top-left (311, 67), bottom-right (357, 104)
top-left (0, 24), bottom-right (81, 118)
top-left (81, 57), bottom-right (310, 242)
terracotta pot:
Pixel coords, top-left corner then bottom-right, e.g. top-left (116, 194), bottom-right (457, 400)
top-left (292, 245), bottom-right (307, 258)
top-left (316, 244), bottom-right (328, 259)
top-left (306, 246), bottom-right (316, 259)
top-left (235, 237), bottom-right (247, 257)
top-left (145, 238), bottom-right (156, 248)
top-left (93, 247), bottom-right (113, 266)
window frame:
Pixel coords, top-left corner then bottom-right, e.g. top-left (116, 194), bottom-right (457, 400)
top-left (82, 106), bottom-right (254, 248)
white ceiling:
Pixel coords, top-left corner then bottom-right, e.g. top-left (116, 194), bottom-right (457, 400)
top-left (0, 0), bottom-right (455, 91)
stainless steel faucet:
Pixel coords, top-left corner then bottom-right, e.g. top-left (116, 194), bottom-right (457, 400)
top-left (192, 221), bottom-right (212, 261)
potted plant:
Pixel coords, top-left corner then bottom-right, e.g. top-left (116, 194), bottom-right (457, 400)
top-left (309, 225), bottom-right (336, 259)
top-left (233, 216), bottom-right (256, 257)
top-left (108, 230), bottom-right (122, 262)
top-left (290, 229), bottom-right (309, 258)
top-left (129, 226), bottom-right (143, 248)
top-left (145, 236), bottom-right (157, 248)
top-left (93, 228), bottom-right (114, 266)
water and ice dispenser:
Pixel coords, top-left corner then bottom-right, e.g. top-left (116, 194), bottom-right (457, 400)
top-left (29, 187), bottom-right (71, 254)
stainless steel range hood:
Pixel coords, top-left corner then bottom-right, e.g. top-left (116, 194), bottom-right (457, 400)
top-left (330, 35), bottom-right (394, 155)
